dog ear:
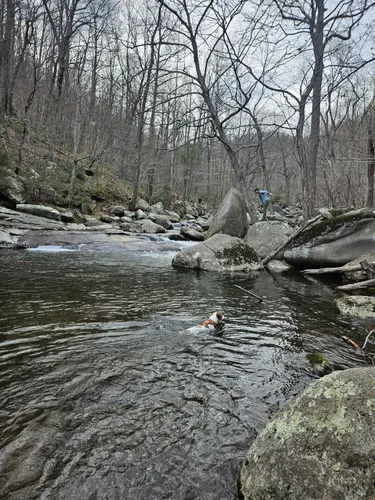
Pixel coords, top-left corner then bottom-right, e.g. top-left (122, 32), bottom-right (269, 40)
top-left (216, 312), bottom-right (222, 320)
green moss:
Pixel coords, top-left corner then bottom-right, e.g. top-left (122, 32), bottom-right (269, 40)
top-left (217, 242), bottom-right (259, 265)
top-left (291, 211), bottom-right (374, 248)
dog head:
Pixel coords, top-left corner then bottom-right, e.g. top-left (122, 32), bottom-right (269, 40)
top-left (209, 311), bottom-right (225, 324)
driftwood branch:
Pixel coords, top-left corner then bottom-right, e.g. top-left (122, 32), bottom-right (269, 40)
top-left (234, 284), bottom-right (263, 302)
top-left (303, 261), bottom-right (375, 275)
top-left (342, 330), bottom-right (375, 365)
top-left (336, 278), bottom-right (375, 291)
top-left (261, 214), bottom-right (322, 266)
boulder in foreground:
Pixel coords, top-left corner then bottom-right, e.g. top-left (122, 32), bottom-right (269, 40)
top-left (239, 367), bottom-right (375, 500)
top-left (172, 234), bottom-right (260, 271)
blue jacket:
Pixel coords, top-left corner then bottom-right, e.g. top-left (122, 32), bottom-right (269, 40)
top-left (258, 190), bottom-right (270, 205)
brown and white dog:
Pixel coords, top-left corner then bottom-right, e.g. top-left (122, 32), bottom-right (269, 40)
top-left (184, 312), bottom-right (225, 334)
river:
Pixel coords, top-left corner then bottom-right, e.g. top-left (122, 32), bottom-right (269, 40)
top-left (0, 240), bottom-right (368, 499)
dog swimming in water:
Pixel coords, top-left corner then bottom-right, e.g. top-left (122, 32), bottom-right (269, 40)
top-left (183, 312), bottom-right (225, 335)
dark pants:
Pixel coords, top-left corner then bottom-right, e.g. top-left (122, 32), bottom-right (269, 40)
top-left (262, 199), bottom-right (270, 220)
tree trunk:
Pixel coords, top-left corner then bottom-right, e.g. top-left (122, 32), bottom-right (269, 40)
top-left (367, 115), bottom-right (375, 207)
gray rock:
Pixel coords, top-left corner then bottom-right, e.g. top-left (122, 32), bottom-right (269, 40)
top-left (284, 208), bottom-right (375, 267)
top-left (334, 295), bottom-right (375, 319)
top-left (163, 210), bottom-right (180, 222)
top-left (134, 198), bottom-right (151, 212)
top-left (205, 188), bottom-right (248, 239)
top-left (119, 216), bottom-right (133, 224)
top-left (245, 221), bottom-right (293, 260)
top-left (239, 367), bottom-right (375, 500)
top-left (100, 214), bottom-right (115, 224)
top-left (150, 202), bottom-right (164, 214)
top-left (120, 222), bottom-right (140, 233)
top-left (180, 226), bottom-right (204, 241)
top-left (16, 204), bottom-right (61, 221)
top-left (0, 206), bottom-right (64, 230)
top-left (135, 209), bottom-right (147, 220)
top-left (108, 206), bottom-right (125, 217)
top-left (172, 233), bottom-right (261, 272)
top-left (140, 219), bottom-right (166, 234)
top-left (154, 214), bottom-right (173, 230)
top-left (167, 233), bottom-right (186, 241)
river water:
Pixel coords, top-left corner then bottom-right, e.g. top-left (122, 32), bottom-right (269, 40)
top-left (0, 240), bottom-right (369, 500)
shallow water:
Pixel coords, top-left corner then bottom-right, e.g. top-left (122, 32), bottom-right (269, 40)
top-left (0, 242), bottom-right (370, 499)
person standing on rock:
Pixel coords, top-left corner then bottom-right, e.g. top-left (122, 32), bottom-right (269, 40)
top-left (254, 188), bottom-right (272, 221)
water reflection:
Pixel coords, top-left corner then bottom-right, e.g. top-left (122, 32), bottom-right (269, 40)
top-left (0, 247), bottom-right (370, 499)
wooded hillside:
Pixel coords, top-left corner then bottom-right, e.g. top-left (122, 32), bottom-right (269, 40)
top-left (0, 0), bottom-right (374, 215)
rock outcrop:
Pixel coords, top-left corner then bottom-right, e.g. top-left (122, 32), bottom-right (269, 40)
top-left (239, 367), bottom-right (375, 500)
top-left (284, 208), bottom-right (375, 267)
top-left (172, 234), bottom-right (260, 271)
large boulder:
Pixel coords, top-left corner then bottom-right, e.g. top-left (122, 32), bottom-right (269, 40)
top-left (245, 221), bottom-right (293, 260)
top-left (172, 233), bottom-right (260, 271)
top-left (284, 208), bottom-right (375, 267)
top-left (205, 188), bottom-right (248, 239)
top-left (16, 204), bottom-right (61, 221)
top-left (238, 367), bottom-right (375, 500)
top-left (134, 198), bottom-right (151, 212)
top-left (334, 295), bottom-right (375, 319)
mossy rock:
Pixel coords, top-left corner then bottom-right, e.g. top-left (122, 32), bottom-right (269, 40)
top-left (284, 209), bottom-right (375, 267)
top-left (172, 233), bottom-right (261, 272)
top-left (334, 295), bottom-right (375, 319)
top-left (239, 367), bottom-right (375, 500)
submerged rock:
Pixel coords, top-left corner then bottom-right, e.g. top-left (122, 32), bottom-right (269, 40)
top-left (307, 352), bottom-right (333, 376)
top-left (334, 295), bottom-right (375, 319)
top-left (238, 367), bottom-right (375, 500)
top-left (172, 233), bottom-right (260, 271)
top-left (266, 260), bottom-right (293, 272)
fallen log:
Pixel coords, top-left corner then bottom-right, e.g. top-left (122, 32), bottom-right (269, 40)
top-left (336, 278), bottom-right (375, 291)
top-left (262, 214), bottom-right (322, 266)
top-left (303, 261), bottom-right (375, 275)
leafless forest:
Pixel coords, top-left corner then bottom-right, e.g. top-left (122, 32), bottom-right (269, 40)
top-left (0, 0), bottom-right (374, 217)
